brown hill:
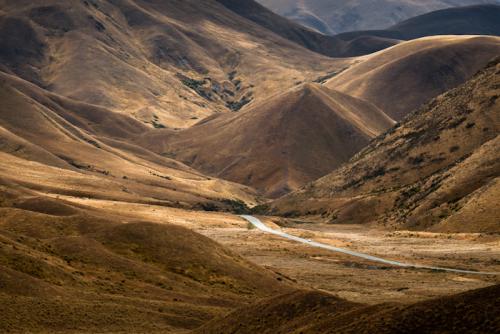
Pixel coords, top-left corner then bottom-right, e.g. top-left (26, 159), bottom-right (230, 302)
top-left (0, 188), bottom-right (290, 333)
top-left (326, 35), bottom-right (500, 120)
top-left (148, 84), bottom-right (394, 198)
top-left (0, 70), bottom-right (258, 208)
top-left (270, 58), bottom-right (500, 232)
top-left (196, 284), bottom-right (500, 333)
top-left (0, 0), bottom-right (346, 129)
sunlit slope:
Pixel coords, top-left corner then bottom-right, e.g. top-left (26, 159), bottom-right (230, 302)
top-left (326, 36), bottom-right (500, 120)
top-left (272, 58), bottom-right (500, 232)
top-left (149, 84), bottom-right (394, 198)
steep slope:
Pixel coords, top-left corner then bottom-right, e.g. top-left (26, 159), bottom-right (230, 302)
top-left (326, 35), bottom-right (500, 120)
top-left (146, 84), bottom-right (394, 198)
top-left (0, 0), bottom-right (346, 129)
top-left (271, 58), bottom-right (500, 232)
top-left (0, 70), bottom-right (258, 208)
top-left (257, 0), bottom-right (500, 34)
top-left (197, 285), bottom-right (500, 334)
top-left (0, 188), bottom-right (290, 332)
top-left (215, 0), bottom-right (351, 57)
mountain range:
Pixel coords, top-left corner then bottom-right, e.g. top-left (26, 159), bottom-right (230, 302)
top-left (257, 0), bottom-right (500, 35)
top-left (0, 0), bottom-right (499, 332)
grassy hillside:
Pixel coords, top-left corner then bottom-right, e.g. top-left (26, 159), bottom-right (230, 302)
top-left (0, 71), bottom-right (258, 208)
top-left (196, 285), bottom-right (500, 333)
top-left (0, 187), bottom-right (290, 332)
top-left (271, 58), bottom-right (500, 232)
top-left (148, 84), bottom-right (394, 197)
top-left (326, 36), bottom-right (500, 120)
top-left (0, 0), bottom-right (345, 128)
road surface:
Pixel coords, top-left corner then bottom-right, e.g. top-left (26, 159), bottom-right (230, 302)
top-left (240, 215), bottom-right (499, 276)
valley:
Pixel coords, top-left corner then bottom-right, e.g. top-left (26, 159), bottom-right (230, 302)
top-left (0, 0), bottom-right (499, 333)
top-left (38, 195), bottom-right (500, 305)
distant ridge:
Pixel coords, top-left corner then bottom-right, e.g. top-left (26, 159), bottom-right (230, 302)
top-left (257, 0), bottom-right (500, 35)
top-left (335, 4), bottom-right (500, 55)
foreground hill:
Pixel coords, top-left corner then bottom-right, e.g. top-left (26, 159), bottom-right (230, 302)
top-left (0, 70), bottom-right (257, 209)
top-left (0, 0), bottom-right (345, 129)
top-left (257, 0), bottom-right (500, 34)
top-left (271, 58), bottom-right (500, 233)
top-left (197, 285), bottom-right (500, 333)
top-left (0, 187), bottom-right (289, 332)
top-left (147, 84), bottom-right (394, 198)
top-left (326, 35), bottom-right (500, 120)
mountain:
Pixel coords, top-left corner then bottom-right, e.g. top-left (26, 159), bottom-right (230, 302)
top-left (0, 0), bottom-right (345, 129)
top-left (215, 0), bottom-right (403, 57)
top-left (326, 35), bottom-right (500, 120)
top-left (146, 84), bottom-right (394, 198)
top-left (270, 57), bottom-right (500, 233)
top-left (215, 0), bottom-right (348, 57)
top-left (197, 285), bottom-right (500, 334)
top-left (0, 187), bottom-right (290, 333)
top-left (0, 70), bottom-right (258, 209)
top-left (257, 0), bottom-right (500, 35)
top-left (137, 35), bottom-right (499, 198)
top-left (334, 4), bottom-right (500, 56)
top-left (391, 4), bottom-right (500, 39)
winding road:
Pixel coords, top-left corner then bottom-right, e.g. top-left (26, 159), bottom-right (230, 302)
top-left (240, 215), bottom-right (499, 276)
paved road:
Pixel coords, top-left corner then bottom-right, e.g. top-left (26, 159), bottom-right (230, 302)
top-left (240, 215), bottom-right (499, 276)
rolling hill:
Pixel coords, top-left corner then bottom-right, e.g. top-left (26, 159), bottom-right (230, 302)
top-left (0, 70), bottom-right (258, 209)
top-left (147, 84), bottom-right (394, 198)
top-left (326, 35), bottom-right (500, 120)
top-left (196, 285), bottom-right (500, 334)
top-left (257, 0), bottom-right (500, 35)
top-left (0, 187), bottom-right (290, 332)
top-left (270, 57), bottom-right (500, 232)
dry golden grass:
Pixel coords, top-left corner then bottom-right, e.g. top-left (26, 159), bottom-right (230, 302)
top-left (0, 70), bottom-right (259, 208)
top-left (150, 83), bottom-right (394, 198)
top-left (0, 189), bottom-right (290, 333)
top-left (326, 35), bottom-right (500, 120)
top-left (0, 0), bottom-right (347, 129)
top-left (272, 57), bottom-right (500, 232)
top-left (196, 284), bottom-right (500, 334)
